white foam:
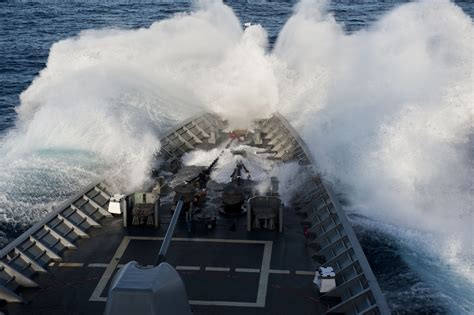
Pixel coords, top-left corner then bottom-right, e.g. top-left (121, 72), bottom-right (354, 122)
top-left (0, 0), bottom-right (472, 307)
top-left (182, 144), bottom-right (274, 184)
top-left (182, 145), bottom-right (304, 204)
top-left (274, 0), bottom-right (474, 288)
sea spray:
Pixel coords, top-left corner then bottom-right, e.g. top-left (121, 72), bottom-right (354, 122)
top-left (274, 0), bottom-right (473, 312)
top-left (0, 0), bottom-right (472, 312)
top-left (0, 0), bottom-right (277, 241)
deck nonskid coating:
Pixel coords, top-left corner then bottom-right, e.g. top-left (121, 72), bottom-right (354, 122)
top-left (3, 204), bottom-right (327, 315)
top-left (0, 113), bottom-right (389, 314)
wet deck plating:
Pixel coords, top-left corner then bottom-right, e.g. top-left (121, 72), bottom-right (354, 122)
top-left (89, 236), bottom-right (273, 308)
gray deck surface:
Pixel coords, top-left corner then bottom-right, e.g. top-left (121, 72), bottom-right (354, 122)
top-left (0, 113), bottom-right (389, 315)
top-left (2, 205), bottom-right (329, 315)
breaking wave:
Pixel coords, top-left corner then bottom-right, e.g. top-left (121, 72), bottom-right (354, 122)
top-left (0, 0), bottom-right (472, 312)
top-left (273, 1), bottom-right (473, 312)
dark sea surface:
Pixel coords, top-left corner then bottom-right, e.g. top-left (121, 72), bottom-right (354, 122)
top-left (0, 0), bottom-right (473, 313)
top-left (2, 0), bottom-right (471, 136)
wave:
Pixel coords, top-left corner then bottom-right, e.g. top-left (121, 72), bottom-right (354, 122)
top-left (0, 0), bottom-right (472, 312)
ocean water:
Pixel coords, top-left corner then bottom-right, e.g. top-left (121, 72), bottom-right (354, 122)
top-left (0, 0), bottom-right (473, 313)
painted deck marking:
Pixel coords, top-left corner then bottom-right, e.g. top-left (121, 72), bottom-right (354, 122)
top-left (235, 268), bottom-right (260, 273)
top-left (89, 236), bottom-right (274, 307)
top-left (88, 263), bottom-right (108, 268)
top-left (89, 236), bottom-right (130, 302)
top-left (269, 269), bottom-right (290, 274)
top-left (58, 262), bottom-right (83, 267)
top-left (189, 301), bottom-right (261, 307)
top-left (58, 261), bottom-right (315, 276)
top-left (176, 266), bottom-right (201, 271)
top-left (205, 267), bottom-right (230, 272)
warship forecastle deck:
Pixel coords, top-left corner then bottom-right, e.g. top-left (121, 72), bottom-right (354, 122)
top-left (3, 206), bottom-right (326, 314)
top-left (0, 112), bottom-right (389, 315)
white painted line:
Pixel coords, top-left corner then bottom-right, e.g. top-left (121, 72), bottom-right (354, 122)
top-left (176, 266), bottom-right (201, 271)
top-left (235, 268), bottom-right (260, 273)
top-left (205, 267), bottom-right (230, 272)
top-left (89, 237), bottom-right (130, 302)
top-left (49, 262), bottom-right (55, 267)
top-left (90, 297), bottom-right (266, 306)
top-left (269, 269), bottom-right (290, 274)
top-left (58, 262), bottom-right (83, 267)
top-left (129, 236), bottom-right (269, 245)
top-left (88, 236), bottom-right (274, 308)
top-left (256, 242), bottom-right (272, 307)
top-left (295, 270), bottom-right (315, 275)
top-left (88, 263), bottom-right (108, 268)
top-left (189, 300), bottom-right (262, 307)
